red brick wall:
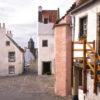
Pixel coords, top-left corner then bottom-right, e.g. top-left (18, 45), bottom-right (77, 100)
top-left (54, 15), bottom-right (72, 96)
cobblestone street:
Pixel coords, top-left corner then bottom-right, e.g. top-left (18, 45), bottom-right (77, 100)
top-left (0, 73), bottom-right (71, 100)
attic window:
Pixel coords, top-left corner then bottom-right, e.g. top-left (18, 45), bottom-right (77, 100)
top-left (42, 40), bottom-right (48, 47)
top-left (6, 41), bottom-right (10, 46)
top-left (44, 18), bottom-right (49, 24)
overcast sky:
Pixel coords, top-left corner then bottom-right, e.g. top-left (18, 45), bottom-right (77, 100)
top-left (0, 0), bottom-right (75, 48)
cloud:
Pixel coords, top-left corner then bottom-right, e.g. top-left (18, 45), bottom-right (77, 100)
top-left (37, 0), bottom-right (75, 16)
top-left (0, 0), bottom-right (37, 47)
top-left (0, 0), bottom-right (75, 48)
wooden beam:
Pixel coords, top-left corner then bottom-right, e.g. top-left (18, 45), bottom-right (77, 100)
top-left (87, 62), bottom-right (94, 73)
top-left (93, 41), bottom-right (97, 94)
top-left (73, 57), bottom-right (83, 59)
top-left (83, 39), bottom-right (87, 93)
top-left (74, 49), bottom-right (92, 51)
top-left (73, 41), bottom-right (94, 44)
top-left (86, 42), bottom-right (96, 53)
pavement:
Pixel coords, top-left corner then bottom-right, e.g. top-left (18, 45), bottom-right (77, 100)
top-left (0, 61), bottom-right (72, 100)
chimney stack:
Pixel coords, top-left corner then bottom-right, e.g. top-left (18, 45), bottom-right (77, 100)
top-left (38, 6), bottom-right (42, 12)
top-left (7, 30), bottom-right (13, 38)
top-left (38, 6), bottom-right (42, 22)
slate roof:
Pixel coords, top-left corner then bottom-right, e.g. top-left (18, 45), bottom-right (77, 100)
top-left (71, 0), bottom-right (97, 13)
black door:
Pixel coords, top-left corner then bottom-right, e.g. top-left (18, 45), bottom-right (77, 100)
top-left (42, 62), bottom-right (51, 75)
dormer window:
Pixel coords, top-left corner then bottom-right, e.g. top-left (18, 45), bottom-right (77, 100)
top-left (6, 41), bottom-right (10, 46)
top-left (44, 18), bottom-right (49, 24)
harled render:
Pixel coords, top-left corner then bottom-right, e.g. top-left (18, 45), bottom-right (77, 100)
top-left (71, 0), bottom-right (100, 100)
top-left (0, 23), bottom-right (24, 76)
top-left (54, 14), bottom-right (72, 96)
top-left (38, 6), bottom-right (58, 75)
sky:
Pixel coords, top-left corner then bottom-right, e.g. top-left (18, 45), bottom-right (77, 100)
top-left (0, 0), bottom-right (75, 48)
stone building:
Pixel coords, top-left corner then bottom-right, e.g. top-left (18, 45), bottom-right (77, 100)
top-left (38, 6), bottom-right (58, 75)
top-left (0, 23), bottom-right (24, 76)
top-left (71, 0), bottom-right (100, 100)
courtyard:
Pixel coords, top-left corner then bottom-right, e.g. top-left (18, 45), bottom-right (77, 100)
top-left (0, 73), bottom-right (71, 100)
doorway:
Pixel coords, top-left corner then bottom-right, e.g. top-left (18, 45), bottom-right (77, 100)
top-left (42, 61), bottom-right (51, 75)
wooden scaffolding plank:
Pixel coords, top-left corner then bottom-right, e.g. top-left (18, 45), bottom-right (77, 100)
top-left (83, 39), bottom-right (87, 93)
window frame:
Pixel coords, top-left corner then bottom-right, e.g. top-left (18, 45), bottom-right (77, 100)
top-left (8, 52), bottom-right (15, 62)
top-left (79, 16), bottom-right (88, 40)
top-left (42, 40), bottom-right (48, 47)
top-left (44, 18), bottom-right (49, 24)
top-left (9, 66), bottom-right (15, 74)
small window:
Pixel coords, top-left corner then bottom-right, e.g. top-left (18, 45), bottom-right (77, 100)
top-left (44, 18), bottom-right (48, 24)
top-left (6, 41), bottom-right (10, 46)
top-left (8, 52), bottom-right (15, 62)
top-left (42, 40), bottom-right (48, 47)
top-left (9, 66), bottom-right (15, 74)
top-left (79, 16), bottom-right (87, 39)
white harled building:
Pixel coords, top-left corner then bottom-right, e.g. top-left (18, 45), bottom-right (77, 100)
top-left (0, 23), bottom-right (24, 76)
top-left (38, 6), bottom-right (58, 75)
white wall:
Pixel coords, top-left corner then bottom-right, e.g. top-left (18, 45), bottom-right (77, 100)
top-left (38, 22), bottom-right (54, 75)
top-left (73, 1), bottom-right (100, 41)
top-left (0, 27), bottom-right (24, 76)
top-left (72, 1), bottom-right (100, 99)
top-left (79, 72), bottom-right (100, 100)
top-left (73, 1), bottom-right (100, 58)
